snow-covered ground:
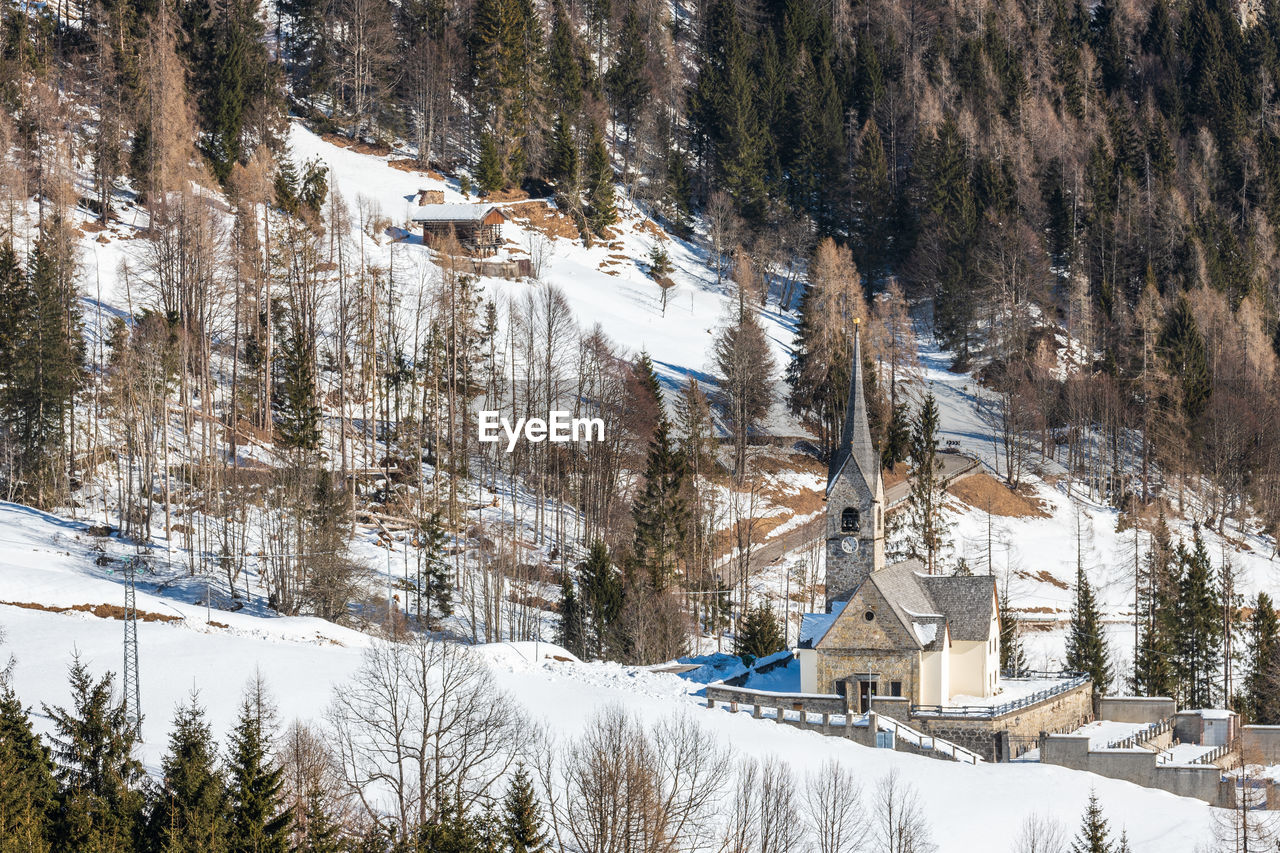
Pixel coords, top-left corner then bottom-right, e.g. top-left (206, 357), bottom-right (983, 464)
top-left (0, 497), bottom-right (1229, 851)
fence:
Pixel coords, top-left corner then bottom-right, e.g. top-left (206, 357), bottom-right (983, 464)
top-left (1107, 718), bottom-right (1172, 750)
top-left (912, 673), bottom-right (1088, 719)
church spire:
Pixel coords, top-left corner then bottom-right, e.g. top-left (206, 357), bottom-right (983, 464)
top-left (828, 321), bottom-right (878, 489)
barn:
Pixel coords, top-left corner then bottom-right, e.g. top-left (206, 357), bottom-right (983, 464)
top-left (411, 203), bottom-right (506, 255)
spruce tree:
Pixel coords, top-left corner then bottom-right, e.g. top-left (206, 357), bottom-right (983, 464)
top-left (586, 124), bottom-right (616, 235)
top-left (293, 788), bottom-right (343, 853)
top-left (632, 353), bottom-right (688, 590)
top-left (225, 681), bottom-right (290, 853)
top-left (907, 393), bottom-right (950, 574)
top-left (734, 603), bottom-right (785, 663)
top-left (416, 797), bottom-right (484, 852)
top-left (1133, 513), bottom-right (1177, 697)
top-left (148, 696), bottom-right (228, 852)
top-left (0, 228), bottom-right (83, 505)
top-left (556, 573), bottom-right (586, 659)
top-left (1244, 592), bottom-right (1280, 723)
top-left (501, 764), bottom-right (546, 853)
top-left (605, 6), bottom-right (649, 132)
top-left (273, 313), bottom-right (321, 453)
top-left (1069, 792), bottom-right (1114, 853)
top-left (43, 660), bottom-right (146, 853)
top-left (0, 665), bottom-right (56, 853)
top-left (1173, 529), bottom-right (1222, 709)
top-left (999, 582), bottom-right (1027, 677)
top-left (476, 132), bottom-right (506, 195)
top-left (1066, 564), bottom-right (1112, 698)
top-left (579, 541), bottom-right (623, 659)
top-left (1159, 296), bottom-right (1211, 424)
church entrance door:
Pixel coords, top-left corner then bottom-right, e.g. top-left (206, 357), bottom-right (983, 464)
top-left (858, 679), bottom-right (878, 713)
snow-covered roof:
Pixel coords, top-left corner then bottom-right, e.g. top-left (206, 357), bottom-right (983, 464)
top-left (410, 203), bottom-right (504, 222)
top-left (912, 621), bottom-right (938, 645)
top-left (799, 602), bottom-right (846, 648)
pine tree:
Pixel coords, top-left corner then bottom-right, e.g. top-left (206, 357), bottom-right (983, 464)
top-left (0, 227), bottom-right (83, 505)
top-left (417, 510), bottom-right (453, 621)
top-left (0, 666), bottom-right (56, 853)
top-left (556, 573), bottom-right (586, 659)
top-left (1069, 792), bottom-right (1114, 853)
top-left (274, 311), bottom-right (321, 453)
top-left (586, 123), bottom-right (616, 235)
top-left (43, 660), bottom-right (146, 853)
top-left (501, 765), bottom-right (546, 853)
top-left (734, 603), bottom-right (785, 664)
top-left (416, 797), bottom-right (485, 852)
top-left (999, 582), bottom-right (1027, 677)
top-left (579, 541), bottom-right (623, 659)
top-left (1133, 513), bottom-right (1177, 697)
top-left (547, 113), bottom-right (578, 187)
top-left (1159, 296), bottom-right (1211, 425)
top-left (148, 696), bottom-right (228, 852)
top-left (293, 788), bottom-right (343, 853)
top-left (907, 393), bottom-right (950, 574)
top-left (605, 5), bottom-right (649, 147)
top-left (851, 119), bottom-right (893, 283)
top-left (1173, 529), bottom-right (1222, 708)
top-left (225, 681), bottom-right (290, 853)
top-left (1066, 564), bottom-right (1112, 698)
top-left (1244, 592), bottom-right (1280, 723)
top-left (632, 353), bottom-right (688, 590)
top-left (476, 132), bottom-right (506, 195)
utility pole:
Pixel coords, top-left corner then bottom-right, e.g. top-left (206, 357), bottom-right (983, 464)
top-left (123, 555), bottom-right (142, 737)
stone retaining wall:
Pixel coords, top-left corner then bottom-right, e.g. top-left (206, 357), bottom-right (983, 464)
top-left (1098, 696), bottom-right (1176, 724)
top-left (1041, 735), bottom-right (1227, 805)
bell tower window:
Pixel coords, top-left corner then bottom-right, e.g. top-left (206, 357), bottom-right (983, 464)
top-left (841, 507), bottom-right (860, 534)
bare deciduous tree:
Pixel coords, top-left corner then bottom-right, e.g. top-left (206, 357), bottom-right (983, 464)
top-left (869, 769), bottom-right (936, 853)
top-left (804, 759), bottom-right (866, 853)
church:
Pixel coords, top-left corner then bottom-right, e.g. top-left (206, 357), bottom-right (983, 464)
top-left (797, 323), bottom-right (1000, 712)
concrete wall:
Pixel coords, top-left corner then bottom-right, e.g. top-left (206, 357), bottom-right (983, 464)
top-left (949, 640), bottom-right (986, 699)
top-left (1243, 726), bottom-right (1280, 764)
top-left (1041, 735), bottom-right (1225, 804)
top-left (1098, 696), bottom-right (1175, 725)
top-left (921, 649), bottom-right (945, 705)
top-left (798, 648), bottom-right (818, 694)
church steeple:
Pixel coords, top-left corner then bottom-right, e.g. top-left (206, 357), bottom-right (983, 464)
top-left (827, 321), bottom-right (879, 493)
top-left (823, 320), bottom-right (886, 606)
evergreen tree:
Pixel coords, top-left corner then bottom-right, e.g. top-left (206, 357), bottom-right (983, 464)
top-left (43, 660), bottom-right (146, 853)
top-left (148, 696), bottom-right (228, 852)
top-left (1159, 296), bottom-right (1211, 425)
top-left (734, 602), bottom-right (785, 663)
top-left (632, 353), bottom-right (688, 590)
top-left (585, 124), bottom-right (616, 235)
top-left (501, 764), bottom-right (546, 853)
top-left (1173, 529), bottom-right (1222, 708)
top-left (273, 311), bottom-right (321, 453)
top-left (999, 581), bottom-right (1027, 677)
top-left (547, 113), bottom-right (578, 187)
top-left (292, 787), bottom-right (344, 853)
top-left (225, 681), bottom-right (290, 853)
top-left (579, 541), bottom-right (623, 659)
top-left (0, 228), bottom-right (83, 505)
top-left (416, 510), bottom-right (453, 621)
top-left (556, 572), bottom-right (586, 659)
top-left (476, 132), bottom-right (506, 195)
top-left (605, 5), bottom-right (650, 145)
top-left (851, 119), bottom-right (893, 282)
top-left (882, 400), bottom-right (912, 470)
top-left (1066, 564), bottom-right (1112, 698)
top-left (0, 664), bottom-right (55, 853)
top-left (906, 393), bottom-right (950, 574)
top-left (1244, 592), bottom-right (1280, 723)
top-left (1133, 513), bottom-right (1178, 697)
top-left (1070, 792), bottom-right (1114, 853)
top-left (415, 797), bottom-right (486, 852)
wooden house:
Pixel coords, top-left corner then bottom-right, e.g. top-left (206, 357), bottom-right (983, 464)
top-left (411, 203), bottom-right (506, 255)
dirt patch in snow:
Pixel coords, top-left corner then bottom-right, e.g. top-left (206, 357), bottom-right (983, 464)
top-left (386, 159), bottom-right (445, 180)
top-left (508, 201), bottom-right (579, 240)
top-left (0, 600), bottom-right (183, 622)
top-left (947, 472), bottom-right (1051, 518)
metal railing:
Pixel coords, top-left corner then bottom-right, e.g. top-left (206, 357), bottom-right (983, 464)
top-left (1106, 718), bottom-right (1172, 750)
top-left (912, 673), bottom-right (1088, 719)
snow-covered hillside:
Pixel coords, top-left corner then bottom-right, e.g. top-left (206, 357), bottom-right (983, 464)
top-left (0, 501), bottom-right (1223, 852)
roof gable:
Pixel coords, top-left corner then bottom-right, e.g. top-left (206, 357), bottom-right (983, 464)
top-left (815, 575), bottom-right (923, 651)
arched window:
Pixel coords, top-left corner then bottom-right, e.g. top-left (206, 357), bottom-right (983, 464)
top-left (841, 507), bottom-right (860, 533)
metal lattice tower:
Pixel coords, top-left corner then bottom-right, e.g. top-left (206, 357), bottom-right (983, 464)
top-left (122, 556), bottom-right (141, 737)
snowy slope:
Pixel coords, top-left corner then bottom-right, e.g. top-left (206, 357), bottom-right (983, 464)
top-left (0, 500), bottom-right (1226, 853)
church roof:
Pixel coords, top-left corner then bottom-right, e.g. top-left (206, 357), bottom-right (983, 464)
top-left (826, 324), bottom-right (881, 496)
top-left (814, 560), bottom-right (995, 652)
top-left (921, 575), bottom-right (998, 641)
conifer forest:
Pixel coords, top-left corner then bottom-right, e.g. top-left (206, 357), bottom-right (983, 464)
top-left (1, 0), bottom-right (1280, 845)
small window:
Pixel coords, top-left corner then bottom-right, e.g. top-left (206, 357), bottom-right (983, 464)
top-left (863, 610), bottom-right (875, 622)
top-left (841, 507), bottom-right (860, 533)
top-left (890, 681), bottom-right (902, 697)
